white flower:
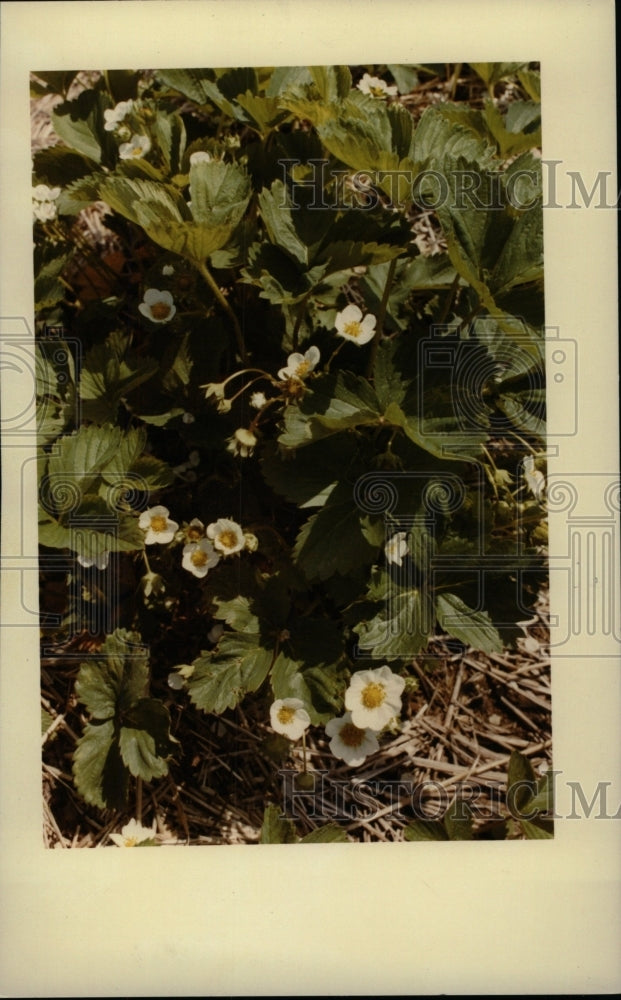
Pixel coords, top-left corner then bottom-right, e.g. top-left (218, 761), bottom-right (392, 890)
top-left (119, 133), bottom-right (151, 160)
top-left (139, 505), bottom-right (179, 545)
top-left (270, 698), bottom-right (311, 740)
top-left (103, 99), bottom-right (134, 131)
top-left (162, 264), bottom-right (175, 276)
top-left (190, 150), bottom-right (212, 165)
top-left (344, 665), bottom-right (405, 731)
top-left (206, 517), bottom-right (245, 556)
top-left (32, 184), bottom-right (61, 222)
top-left (523, 456), bottom-right (545, 501)
top-left (385, 531), bottom-right (409, 567)
top-left (227, 427), bottom-right (257, 458)
top-left (334, 304), bottom-right (376, 346)
top-left (278, 346), bottom-right (320, 381)
top-left (77, 550), bottom-right (110, 570)
top-left (109, 817), bottom-right (156, 847)
top-left (182, 538), bottom-right (220, 578)
top-left (33, 199), bottom-right (58, 222)
top-left (250, 391), bottom-right (267, 409)
top-left (33, 183), bottom-right (61, 202)
top-left (138, 288), bottom-right (176, 323)
top-left (325, 712), bottom-right (379, 767)
top-left (357, 73), bottom-right (398, 98)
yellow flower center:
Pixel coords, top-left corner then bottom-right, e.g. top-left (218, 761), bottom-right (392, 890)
top-left (277, 706), bottom-right (296, 725)
top-left (150, 515), bottom-right (168, 533)
top-left (295, 360), bottom-right (311, 377)
top-left (150, 301), bottom-right (171, 320)
top-left (344, 321), bottom-right (362, 338)
top-left (219, 529), bottom-right (238, 549)
top-left (340, 722), bottom-right (366, 747)
top-left (361, 682), bottom-right (386, 709)
top-left (370, 85), bottom-right (385, 97)
top-left (124, 837), bottom-right (138, 847)
top-left (191, 549), bottom-right (208, 567)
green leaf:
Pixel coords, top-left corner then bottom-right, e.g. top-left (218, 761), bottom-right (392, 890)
top-left (470, 62), bottom-right (528, 87)
top-left (355, 585), bottom-right (433, 660)
top-left (259, 803), bottom-right (298, 844)
top-left (386, 65), bottom-right (419, 94)
top-left (293, 482), bottom-right (379, 582)
top-left (436, 592), bottom-right (503, 655)
top-left (189, 158), bottom-right (251, 228)
top-left (302, 371), bottom-right (382, 437)
top-left (517, 68), bottom-right (541, 102)
top-left (34, 250), bottom-right (73, 309)
top-left (384, 401), bottom-right (485, 463)
top-left (213, 596), bottom-right (260, 634)
top-left (75, 630), bottom-right (149, 719)
top-left (443, 798), bottom-right (475, 840)
top-left (235, 91), bottom-right (290, 133)
top-left (413, 104), bottom-right (496, 174)
top-left (309, 65), bottom-right (352, 102)
top-left (524, 769), bottom-right (555, 816)
top-left (507, 750), bottom-right (538, 815)
top-left (51, 89), bottom-right (114, 164)
top-left (300, 824), bottom-right (348, 843)
top-left (186, 635), bottom-right (274, 713)
top-left (119, 699), bottom-right (174, 781)
top-left (258, 180), bottom-right (311, 265)
top-left (404, 820), bottom-right (449, 841)
top-left (156, 68), bottom-right (217, 105)
top-left (373, 337), bottom-right (410, 410)
top-left (79, 338), bottom-right (159, 420)
top-left (261, 436), bottom-right (355, 507)
top-left (47, 423), bottom-right (122, 496)
top-left (73, 720), bottom-right (128, 810)
top-left (519, 818), bottom-right (554, 839)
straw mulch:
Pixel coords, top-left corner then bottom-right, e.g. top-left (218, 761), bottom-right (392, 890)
top-left (42, 589), bottom-right (551, 846)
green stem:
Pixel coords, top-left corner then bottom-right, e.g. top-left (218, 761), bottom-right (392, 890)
top-left (197, 260), bottom-right (247, 363)
top-left (324, 339), bottom-right (346, 373)
top-left (366, 256), bottom-right (397, 378)
top-left (136, 777), bottom-right (143, 821)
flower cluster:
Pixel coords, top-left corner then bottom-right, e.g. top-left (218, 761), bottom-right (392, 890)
top-left (268, 665), bottom-right (405, 769)
top-left (32, 183), bottom-right (61, 222)
top-left (137, 507), bottom-right (256, 580)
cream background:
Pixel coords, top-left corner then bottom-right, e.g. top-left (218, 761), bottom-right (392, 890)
top-left (1, 0), bottom-right (619, 994)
